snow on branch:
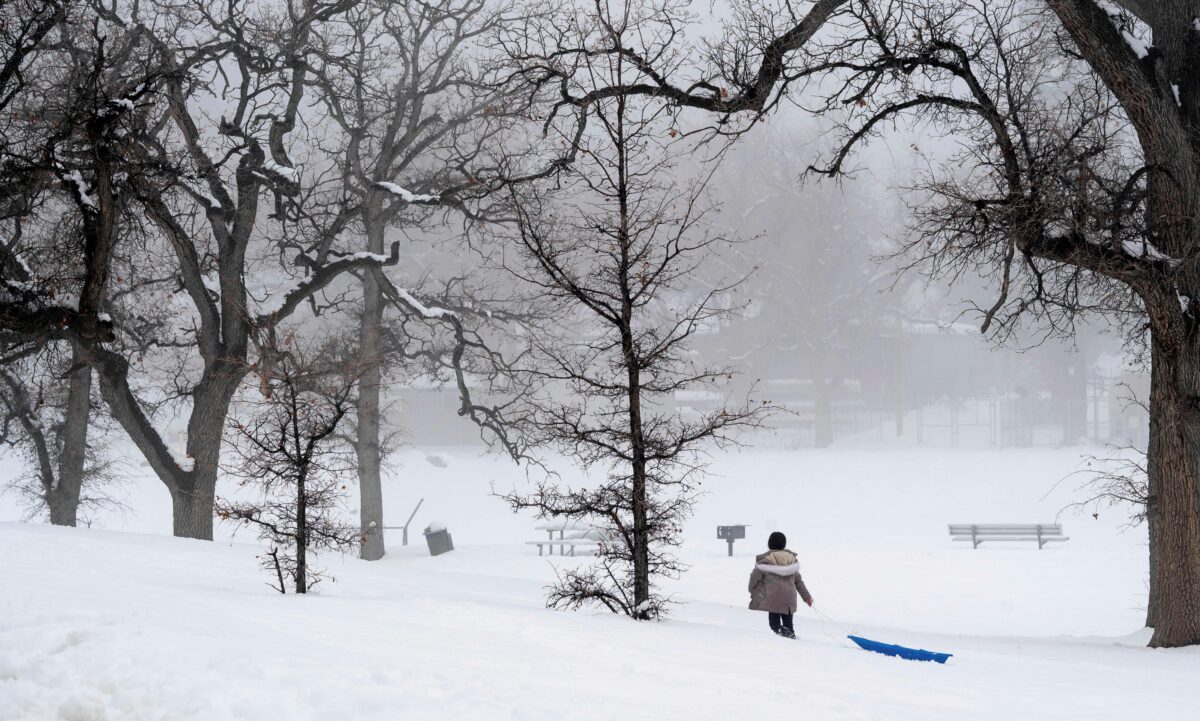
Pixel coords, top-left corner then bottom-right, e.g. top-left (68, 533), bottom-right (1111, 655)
top-left (255, 242), bottom-right (402, 326)
top-left (61, 170), bottom-right (98, 211)
top-left (1121, 238), bottom-right (1177, 263)
top-left (374, 182), bottom-right (440, 203)
top-left (165, 442), bottom-right (195, 472)
top-left (1081, 233), bottom-right (1178, 265)
top-left (391, 286), bottom-right (457, 319)
top-left (262, 158), bottom-right (299, 181)
top-left (1096, 1), bottom-right (1152, 59)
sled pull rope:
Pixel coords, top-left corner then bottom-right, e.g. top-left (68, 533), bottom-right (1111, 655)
top-left (811, 604), bottom-right (859, 638)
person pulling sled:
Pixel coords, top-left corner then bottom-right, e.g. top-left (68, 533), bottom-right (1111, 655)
top-left (748, 531), bottom-right (813, 639)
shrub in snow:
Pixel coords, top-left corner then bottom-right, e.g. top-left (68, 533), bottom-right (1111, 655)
top-left (216, 346), bottom-right (361, 593)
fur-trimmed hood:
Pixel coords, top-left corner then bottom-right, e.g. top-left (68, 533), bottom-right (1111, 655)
top-left (754, 549), bottom-right (800, 576)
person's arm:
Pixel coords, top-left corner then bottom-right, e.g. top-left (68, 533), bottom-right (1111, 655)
top-left (795, 573), bottom-right (813, 606)
top-left (748, 568), bottom-right (763, 593)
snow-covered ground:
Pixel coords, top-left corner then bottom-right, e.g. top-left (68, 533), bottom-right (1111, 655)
top-left (3, 445), bottom-right (1198, 720)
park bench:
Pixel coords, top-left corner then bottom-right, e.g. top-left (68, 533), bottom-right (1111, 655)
top-left (948, 523), bottom-right (1068, 549)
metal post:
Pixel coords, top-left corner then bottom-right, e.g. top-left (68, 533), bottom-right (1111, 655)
top-left (379, 498), bottom-right (426, 546)
top-left (727, 539), bottom-right (734, 557)
top-left (401, 498), bottom-right (424, 546)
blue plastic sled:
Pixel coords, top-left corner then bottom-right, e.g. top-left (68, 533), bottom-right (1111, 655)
top-left (847, 635), bottom-right (953, 664)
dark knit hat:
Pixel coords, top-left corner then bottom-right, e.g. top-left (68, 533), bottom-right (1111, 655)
top-left (768, 531), bottom-right (786, 551)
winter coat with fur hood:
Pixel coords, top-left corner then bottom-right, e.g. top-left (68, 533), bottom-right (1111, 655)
top-left (748, 549), bottom-right (813, 614)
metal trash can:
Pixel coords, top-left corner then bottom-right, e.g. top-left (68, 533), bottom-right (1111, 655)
top-left (423, 523), bottom-right (454, 556)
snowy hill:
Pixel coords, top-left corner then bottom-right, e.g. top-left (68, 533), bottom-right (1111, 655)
top-left (3, 447), bottom-right (1199, 720)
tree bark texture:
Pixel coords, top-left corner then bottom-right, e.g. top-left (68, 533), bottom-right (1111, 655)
top-left (169, 483), bottom-right (215, 539)
top-left (296, 457), bottom-right (308, 594)
top-left (356, 200), bottom-right (387, 561)
top-left (47, 347), bottom-right (92, 526)
top-left (624, 323), bottom-right (651, 618)
top-left (1144, 334), bottom-right (1200, 646)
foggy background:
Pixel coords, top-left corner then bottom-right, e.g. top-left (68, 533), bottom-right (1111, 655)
top-left (394, 116), bottom-right (1143, 454)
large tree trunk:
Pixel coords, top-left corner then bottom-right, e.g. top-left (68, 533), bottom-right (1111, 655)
top-left (170, 484), bottom-right (215, 539)
top-left (46, 490), bottom-right (80, 527)
top-left (47, 350), bottom-right (92, 526)
top-left (356, 204), bottom-right (387, 561)
top-left (170, 375), bottom-right (240, 540)
top-left (1145, 466), bottom-right (1160, 629)
top-left (1145, 332), bottom-right (1200, 647)
top-left (89, 348), bottom-right (227, 540)
top-left (1145, 343), bottom-right (1164, 630)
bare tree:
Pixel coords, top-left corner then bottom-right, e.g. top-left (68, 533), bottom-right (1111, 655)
top-left (502, 0), bottom-right (1200, 647)
top-left (774, 0), bottom-right (1199, 647)
top-left (1034, 0), bottom-right (1200, 652)
top-left (2, 0), bottom-right (537, 543)
top-left (496, 1), bottom-right (769, 620)
top-left (0, 0), bottom-right (407, 540)
top-left (0, 2), bottom-right (147, 527)
top-left (217, 343), bottom-right (360, 594)
top-left (0, 347), bottom-right (124, 525)
top-left (106, 0), bottom-right (412, 540)
top-left (304, 0), bottom-right (532, 560)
